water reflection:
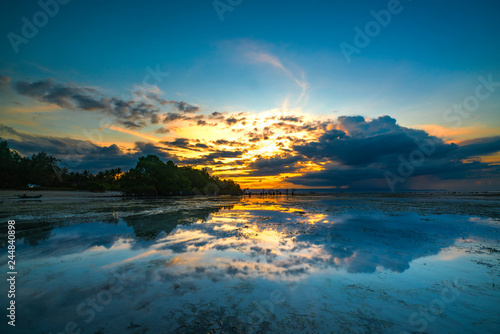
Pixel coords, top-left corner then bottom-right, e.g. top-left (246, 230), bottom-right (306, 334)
top-left (1, 196), bottom-right (499, 334)
top-left (123, 205), bottom-right (228, 241)
top-left (5, 198), bottom-right (494, 275)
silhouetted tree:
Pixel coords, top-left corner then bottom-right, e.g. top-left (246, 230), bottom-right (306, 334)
top-left (0, 139), bottom-right (242, 195)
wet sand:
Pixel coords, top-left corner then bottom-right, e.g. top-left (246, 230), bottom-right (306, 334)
top-left (0, 189), bottom-right (123, 200)
top-left (0, 193), bottom-right (499, 333)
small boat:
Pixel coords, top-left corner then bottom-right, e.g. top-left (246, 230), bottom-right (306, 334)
top-left (16, 194), bottom-right (43, 199)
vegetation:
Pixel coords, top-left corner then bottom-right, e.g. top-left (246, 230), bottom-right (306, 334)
top-left (0, 139), bottom-right (242, 196)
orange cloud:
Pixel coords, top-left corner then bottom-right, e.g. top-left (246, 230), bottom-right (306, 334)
top-left (108, 125), bottom-right (162, 142)
top-left (413, 124), bottom-right (500, 143)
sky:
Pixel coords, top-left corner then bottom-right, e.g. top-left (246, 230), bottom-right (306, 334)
top-left (0, 0), bottom-right (499, 191)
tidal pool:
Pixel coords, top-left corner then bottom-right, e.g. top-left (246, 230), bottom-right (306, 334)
top-left (1, 194), bottom-right (499, 333)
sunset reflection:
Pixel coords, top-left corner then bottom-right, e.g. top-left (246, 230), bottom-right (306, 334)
top-left (3, 195), bottom-right (500, 333)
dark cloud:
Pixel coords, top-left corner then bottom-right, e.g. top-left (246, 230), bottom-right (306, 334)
top-left (173, 101), bottom-right (199, 113)
top-left (209, 112), bottom-right (225, 121)
top-left (246, 155), bottom-right (301, 176)
top-left (279, 115), bottom-right (302, 122)
top-left (12, 79), bottom-right (201, 129)
top-left (108, 97), bottom-right (159, 128)
top-left (154, 127), bottom-right (170, 134)
top-left (212, 139), bottom-right (242, 146)
top-left (225, 117), bottom-right (238, 125)
top-left (447, 136), bottom-right (500, 160)
top-left (206, 150), bottom-right (244, 159)
top-left (290, 116), bottom-right (500, 190)
top-left (161, 138), bottom-right (210, 152)
top-left (294, 116), bottom-right (448, 165)
top-left (162, 113), bottom-right (205, 124)
top-left (262, 120), bottom-right (321, 134)
top-left (13, 79), bottom-right (163, 128)
top-left (179, 149), bottom-right (245, 165)
top-left (163, 138), bottom-right (191, 149)
top-left (151, 114), bottom-right (161, 124)
top-left (195, 143), bottom-right (209, 149)
top-left (162, 113), bottom-right (183, 123)
top-left (0, 125), bottom-right (176, 172)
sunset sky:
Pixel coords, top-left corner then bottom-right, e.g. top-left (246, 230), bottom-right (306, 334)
top-left (1, 0), bottom-right (499, 190)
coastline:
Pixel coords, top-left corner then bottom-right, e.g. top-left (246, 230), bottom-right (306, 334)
top-left (1, 189), bottom-right (499, 201)
top-left (0, 189), bottom-right (124, 200)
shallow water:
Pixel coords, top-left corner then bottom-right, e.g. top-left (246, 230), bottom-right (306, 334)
top-left (1, 194), bottom-right (499, 333)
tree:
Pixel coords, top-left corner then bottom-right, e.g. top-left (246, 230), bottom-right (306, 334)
top-left (0, 139), bottom-right (22, 188)
top-left (0, 139), bottom-right (243, 195)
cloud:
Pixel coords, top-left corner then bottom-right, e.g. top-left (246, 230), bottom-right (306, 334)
top-left (180, 149), bottom-right (245, 165)
top-left (11, 79), bottom-right (202, 129)
top-left (247, 50), bottom-right (309, 103)
top-left (13, 78), bottom-right (164, 128)
top-left (154, 127), bottom-right (170, 134)
top-left (132, 90), bottom-right (168, 105)
top-left (163, 112), bottom-right (186, 123)
top-left (295, 116), bottom-right (449, 165)
top-left (173, 101), bottom-right (199, 113)
top-left (162, 112), bottom-right (206, 124)
top-left (14, 78), bottom-right (101, 109)
top-left (290, 116), bottom-right (500, 190)
top-left (0, 125), bottom-right (176, 172)
top-left (212, 139), bottom-right (243, 147)
top-left (225, 116), bottom-right (246, 125)
top-left (0, 75), bottom-right (11, 88)
top-left (246, 155), bottom-right (301, 176)
top-left (279, 115), bottom-right (302, 123)
top-left (209, 111), bottom-right (225, 120)
top-left (163, 138), bottom-right (192, 150)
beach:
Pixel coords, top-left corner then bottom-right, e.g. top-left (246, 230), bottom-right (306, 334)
top-left (0, 193), bottom-right (499, 333)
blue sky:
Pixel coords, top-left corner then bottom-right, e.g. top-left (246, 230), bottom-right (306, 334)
top-left (1, 0), bottom-right (499, 190)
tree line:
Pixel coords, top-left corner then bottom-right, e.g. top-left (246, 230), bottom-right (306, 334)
top-left (0, 139), bottom-right (242, 196)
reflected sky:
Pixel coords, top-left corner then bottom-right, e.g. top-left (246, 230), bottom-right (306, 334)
top-left (1, 195), bottom-right (499, 333)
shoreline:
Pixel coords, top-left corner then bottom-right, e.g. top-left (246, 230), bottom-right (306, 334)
top-left (1, 189), bottom-right (499, 202)
top-left (0, 189), bottom-right (124, 200)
